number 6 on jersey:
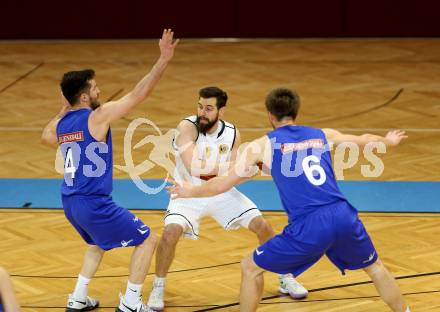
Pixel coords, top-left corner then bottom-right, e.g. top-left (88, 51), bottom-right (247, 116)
top-left (302, 155), bottom-right (326, 186)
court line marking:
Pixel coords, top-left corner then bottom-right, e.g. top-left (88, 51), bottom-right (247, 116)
top-left (311, 88), bottom-right (403, 123)
top-left (10, 261), bottom-right (240, 279)
top-left (194, 271), bottom-right (440, 311)
top-left (259, 290), bottom-right (440, 305)
top-left (19, 289), bottom-right (440, 309)
top-left (11, 259), bottom-right (440, 309)
top-left (20, 304), bottom-right (219, 309)
top-left (0, 62), bottom-right (44, 94)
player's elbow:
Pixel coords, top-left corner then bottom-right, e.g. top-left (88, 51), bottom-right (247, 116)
top-left (40, 134), bottom-right (49, 144)
top-left (41, 133), bottom-right (57, 146)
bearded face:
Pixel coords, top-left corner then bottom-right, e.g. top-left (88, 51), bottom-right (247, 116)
top-left (196, 97), bottom-right (220, 135)
top-left (196, 112), bottom-right (219, 134)
top-left (87, 79), bottom-right (101, 110)
top-left (90, 97), bottom-right (101, 110)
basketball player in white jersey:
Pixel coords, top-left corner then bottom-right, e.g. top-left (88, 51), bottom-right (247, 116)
top-left (147, 87), bottom-right (308, 310)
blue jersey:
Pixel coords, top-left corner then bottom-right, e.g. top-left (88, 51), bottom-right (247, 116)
top-left (56, 108), bottom-right (113, 196)
top-left (268, 125), bottom-right (346, 221)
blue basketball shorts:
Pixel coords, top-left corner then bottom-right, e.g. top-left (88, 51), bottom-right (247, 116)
top-left (62, 195), bottom-right (150, 251)
top-left (253, 201), bottom-right (378, 276)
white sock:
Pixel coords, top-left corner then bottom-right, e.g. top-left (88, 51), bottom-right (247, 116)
top-left (124, 281), bottom-right (143, 307)
top-left (153, 276), bottom-right (166, 288)
top-left (72, 274), bottom-right (91, 301)
top-left (406, 308), bottom-right (411, 312)
top-left (279, 273), bottom-right (292, 279)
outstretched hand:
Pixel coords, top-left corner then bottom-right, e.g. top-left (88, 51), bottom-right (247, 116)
top-left (166, 178), bottom-right (195, 199)
top-left (385, 130), bottom-right (408, 146)
top-left (159, 29), bottom-right (179, 63)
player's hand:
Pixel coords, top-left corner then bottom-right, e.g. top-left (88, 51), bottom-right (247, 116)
top-left (166, 178), bottom-right (194, 199)
top-left (60, 91), bottom-right (71, 114)
top-left (159, 29), bottom-right (179, 63)
top-left (385, 130), bottom-right (408, 146)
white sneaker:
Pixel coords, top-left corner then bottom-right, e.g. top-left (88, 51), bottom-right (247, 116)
top-left (116, 293), bottom-right (150, 312)
top-left (66, 294), bottom-right (99, 311)
top-left (147, 285), bottom-right (164, 311)
top-left (279, 274), bottom-right (308, 299)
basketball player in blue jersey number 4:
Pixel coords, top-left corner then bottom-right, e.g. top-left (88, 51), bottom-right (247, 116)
top-left (41, 29), bottom-right (178, 312)
top-left (168, 88), bottom-right (411, 312)
top-left (147, 87), bottom-right (308, 311)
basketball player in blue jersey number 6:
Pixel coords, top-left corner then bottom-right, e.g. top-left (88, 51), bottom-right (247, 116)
top-left (147, 87), bottom-right (307, 311)
top-left (167, 88), bottom-right (410, 312)
top-left (41, 29), bottom-right (178, 312)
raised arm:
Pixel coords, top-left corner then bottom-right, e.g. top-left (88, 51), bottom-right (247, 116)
top-left (89, 29), bottom-right (179, 140)
top-left (322, 128), bottom-right (408, 148)
top-left (168, 135), bottom-right (268, 198)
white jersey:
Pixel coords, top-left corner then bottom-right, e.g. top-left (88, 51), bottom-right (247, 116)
top-left (168, 115), bottom-right (261, 239)
top-left (173, 115), bottom-right (237, 185)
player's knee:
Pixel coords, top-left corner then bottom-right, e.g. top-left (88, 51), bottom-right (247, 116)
top-left (241, 255), bottom-right (260, 277)
top-left (147, 232), bottom-right (158, 246)
top-left (241, 256), bottom-right (252, 273)
top-left (161, 224), bottom-right (183, 246)
top-left (363, 258), bottom-right (384, 276)
top-left (137, 232), bottom-right (158, 249)
top-left (88, 245), bottom-right (105, 255)
top-left (134, 233), bottom-right (157, 257)
top-left (249, 217), bottom-right (274, 237)
top-left (260, 219), bottom-right (274, 236)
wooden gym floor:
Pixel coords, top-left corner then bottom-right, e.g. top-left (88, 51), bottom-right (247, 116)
top-left (0, 39), bottom-right (439, 311)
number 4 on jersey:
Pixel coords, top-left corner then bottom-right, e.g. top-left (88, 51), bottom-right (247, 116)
top-left (65, 147), bottom-right (77, 179)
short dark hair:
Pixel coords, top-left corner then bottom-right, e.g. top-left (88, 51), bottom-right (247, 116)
top-left (60, 69), bottom-right (95, 105)
top-left (265, 88), bottom-right (300, 121)
top-left (199, 86), bottom-right (228, 109)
